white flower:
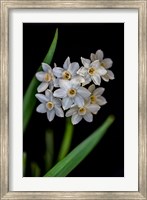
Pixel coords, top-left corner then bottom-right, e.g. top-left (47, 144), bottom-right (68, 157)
top-left (35, 89), bottom-right (64, 122)
top-left (53, 57), bottom-right (84, 85)
top-left (53, 79), bottom-right (91, 110)
top-left (90, 49), bottom-right (115, 82)
top-left (36, 63), bottom-right (55, 92)
top-left (66, 102), bottom-right (100, 125)
top-left (77, 57), bottom-right (107, 86)
top-left (88, 84), bottom-right (107, 106)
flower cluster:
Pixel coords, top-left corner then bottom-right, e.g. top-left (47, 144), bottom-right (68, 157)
top-left (35, 49), bottom-right (114, 125)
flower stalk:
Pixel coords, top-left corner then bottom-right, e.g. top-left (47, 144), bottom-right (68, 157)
top-left (57, 118), bottom-right (74, 161)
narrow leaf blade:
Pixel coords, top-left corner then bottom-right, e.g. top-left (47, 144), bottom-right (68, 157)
top-left (23, 29), bottom-right (58, 132)
top-left (44, 115), bottom-right (115, 177)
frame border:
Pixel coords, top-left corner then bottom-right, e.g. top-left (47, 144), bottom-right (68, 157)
top-left (0, 0), bottom-right (146, 199)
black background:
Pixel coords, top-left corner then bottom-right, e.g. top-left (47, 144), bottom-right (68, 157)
top-left (23, 23), bottom-right (124, 177)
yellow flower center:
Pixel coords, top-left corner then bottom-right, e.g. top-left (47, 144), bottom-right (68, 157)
top-left (90, 95), bottom-right (97, 104)
top-left (67, 88), bottom-right (77, 97)
top-left (88, 67), bottom-right (95, 75)
top-left (78, 107), bottom-right (86, 115)
top-left (62, 71), bottom-right (72, 80)
top-left (44, 73), bottom-right (52, 82)
top-left (46, 101), bottom-right (54, 110)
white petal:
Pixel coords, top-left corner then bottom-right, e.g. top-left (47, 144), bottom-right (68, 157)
top-left (88, 84), bottom-right (95, 93)
top-left (42, 63), bottom-right (52, 72)
top-left (35, 72), bottom-right (46, 82)
top-left (48, 82), bottom-right (54, 91)
top-left (77, 87), bottom-right (91, 98)
top-left (72, 76), bottom-right (85, 84)
top-left (53, 97), bottom-right (61, 106)
top-left (107, 70), bottom-right (115, 79)
top-left (86, 104), bottom-right (100, 114)
top-left (93, 87), bottom-right (105, 96)
top-left (59, 79), bottom-right (71, 90)
top-left (37, 82), bottom-right (49, 92)
top-left (47, 110), bottom-right (55, 122)
top-left (102, 74), bottom-right (109, 82)
top-left (97, 66), bottom-right (107, 76)
top-left (53, 78), bottom-right (59, 87)
top-left (62, 97), bottom-right (73, 110)
top-left (81, 57), bottom-right (91, 68)
top-left (35, 93), bottom-right (49, 103)
top-left (63, 57), bottom-right (70, 70)
top-left (55, 106), bottom-right (64, 117)
top-left (53, 67), bottom-right (64, 78)
top-left (90, 53), bottom-right (96, 62)
top-left (71, 114), bottom-right (82, 125)
top-left (74, 95), bottom-right (84, 107)
top-left (53, 88), bottom-right (67, 98)
top-left (45, 89), bottom-right (53, 101)
top-left (77, 67), bottom-right (88, 76)
top-left (70, 79), bottom-right (80, 89)
top-left (90, 60), bottom-right (101, 68)
top-left (96, 50), bottom-right (104, 61)
top-left (66, 107), bottom-right (78, 117)
top-left (97, 96), bottom-right (107, 106)
top-left (82, 75), bottom-right (91, 86)
top-left (36, 103), bottom-right (47, 113)
top-left (83, 113), bottom-right (93, 122)
top-left (91, 75), bottom-right (101, 85)
top-left (68, 62), bottom-right (79, 75)
top-left (102, 58), bottom-right (113, 69)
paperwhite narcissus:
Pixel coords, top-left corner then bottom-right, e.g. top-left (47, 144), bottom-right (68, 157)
top-left (53, 57), bottom-right (84, 84)
top-left (77, 57), bottom-right (107, 86)
top-left (66, 102), bottom-right (100, 125)
top-left (35, 89), bottom-right (64, 122)
top-left (53, 79), bottom-right (91, 110)
top-left (88, 84), bottom-right (107, 106)
top-left (90, 49), bottom-right (115, 82)
top-left (36, 63), bottom-right (56, 92)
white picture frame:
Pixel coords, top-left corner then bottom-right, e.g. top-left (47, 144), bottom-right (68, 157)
top-left (0, 1), bottom-right (146, 199)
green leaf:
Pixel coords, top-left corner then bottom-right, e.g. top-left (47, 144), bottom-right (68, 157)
top-left (44, 115), bottom-right (115, 177)
top-left (23, 28), bottom-right (58, 133)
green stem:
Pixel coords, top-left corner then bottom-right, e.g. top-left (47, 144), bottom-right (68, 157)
top-left (23, 152), bottom-right (27, 176)
top-left (57, 118), bottom-right (74, 161)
